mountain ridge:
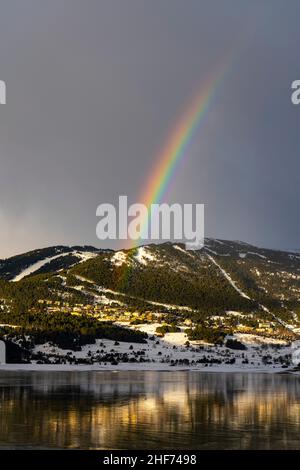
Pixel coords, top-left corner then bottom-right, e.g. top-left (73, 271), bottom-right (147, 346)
top-left (0, 238), bottom-right (299, 367)
top-left (1, 237), bottom-right (300, 281)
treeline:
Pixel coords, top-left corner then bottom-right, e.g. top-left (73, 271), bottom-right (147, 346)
top-left (0, 311), bottom-right (147, 349)
top-left (187, 325), bottom-right (228, 344)
top-left (156, 324), bottom-right (180, 336)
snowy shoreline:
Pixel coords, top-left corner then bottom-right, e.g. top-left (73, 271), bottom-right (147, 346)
top-left (1, 325), bottom-right (296, 374)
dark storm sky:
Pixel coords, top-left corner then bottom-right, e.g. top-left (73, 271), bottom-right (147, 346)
top-left (0, 0), bottom-right (299, 257)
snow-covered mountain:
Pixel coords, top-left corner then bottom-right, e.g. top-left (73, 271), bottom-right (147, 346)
top-left (0, 239), bottom-right (300, 369)
top-left (69, 239), bottom-right (300, 312)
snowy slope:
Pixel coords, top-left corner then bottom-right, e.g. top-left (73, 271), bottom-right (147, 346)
top-left (6, 246), bottom-right (100, 281)
top-left (12, 253), bottom-right (71, 281)
top-left (206, 253), bottom-right (251, 300)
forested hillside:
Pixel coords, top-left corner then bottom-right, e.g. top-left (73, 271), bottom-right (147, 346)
top-left (0, 239), bottom-right (299, 355)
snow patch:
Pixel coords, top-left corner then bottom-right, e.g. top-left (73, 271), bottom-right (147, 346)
top-left (134, 247), bottom-right (156, 265)
top-left (247, 251), bottom-right (267, 259)
top-left (174, 245), bottom-right (194, 258)
top-left (73, 251), bottom-right (98, 262)
top-left (12, 253), bottom-right (70, 282)
top-left (111, 251), bottom-right (127, 267)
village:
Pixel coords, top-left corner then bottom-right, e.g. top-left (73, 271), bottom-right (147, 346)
top-left (34, 298), bottom-right (292, 341)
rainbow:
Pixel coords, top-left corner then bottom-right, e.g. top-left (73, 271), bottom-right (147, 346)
top-left (128, 66), bottom-right (227, 248)
top-left (115, 66), bottom-right (229, 288)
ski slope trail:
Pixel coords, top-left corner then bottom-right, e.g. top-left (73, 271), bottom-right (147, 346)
top-left (206, 253), bottom-right (297, 334)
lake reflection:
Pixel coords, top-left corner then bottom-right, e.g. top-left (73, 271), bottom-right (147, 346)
top-left (0, 371), bottom-right (300, 449)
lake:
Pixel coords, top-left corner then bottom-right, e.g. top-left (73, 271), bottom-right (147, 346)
top-left (0, 370), bottom-right (300, 449)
